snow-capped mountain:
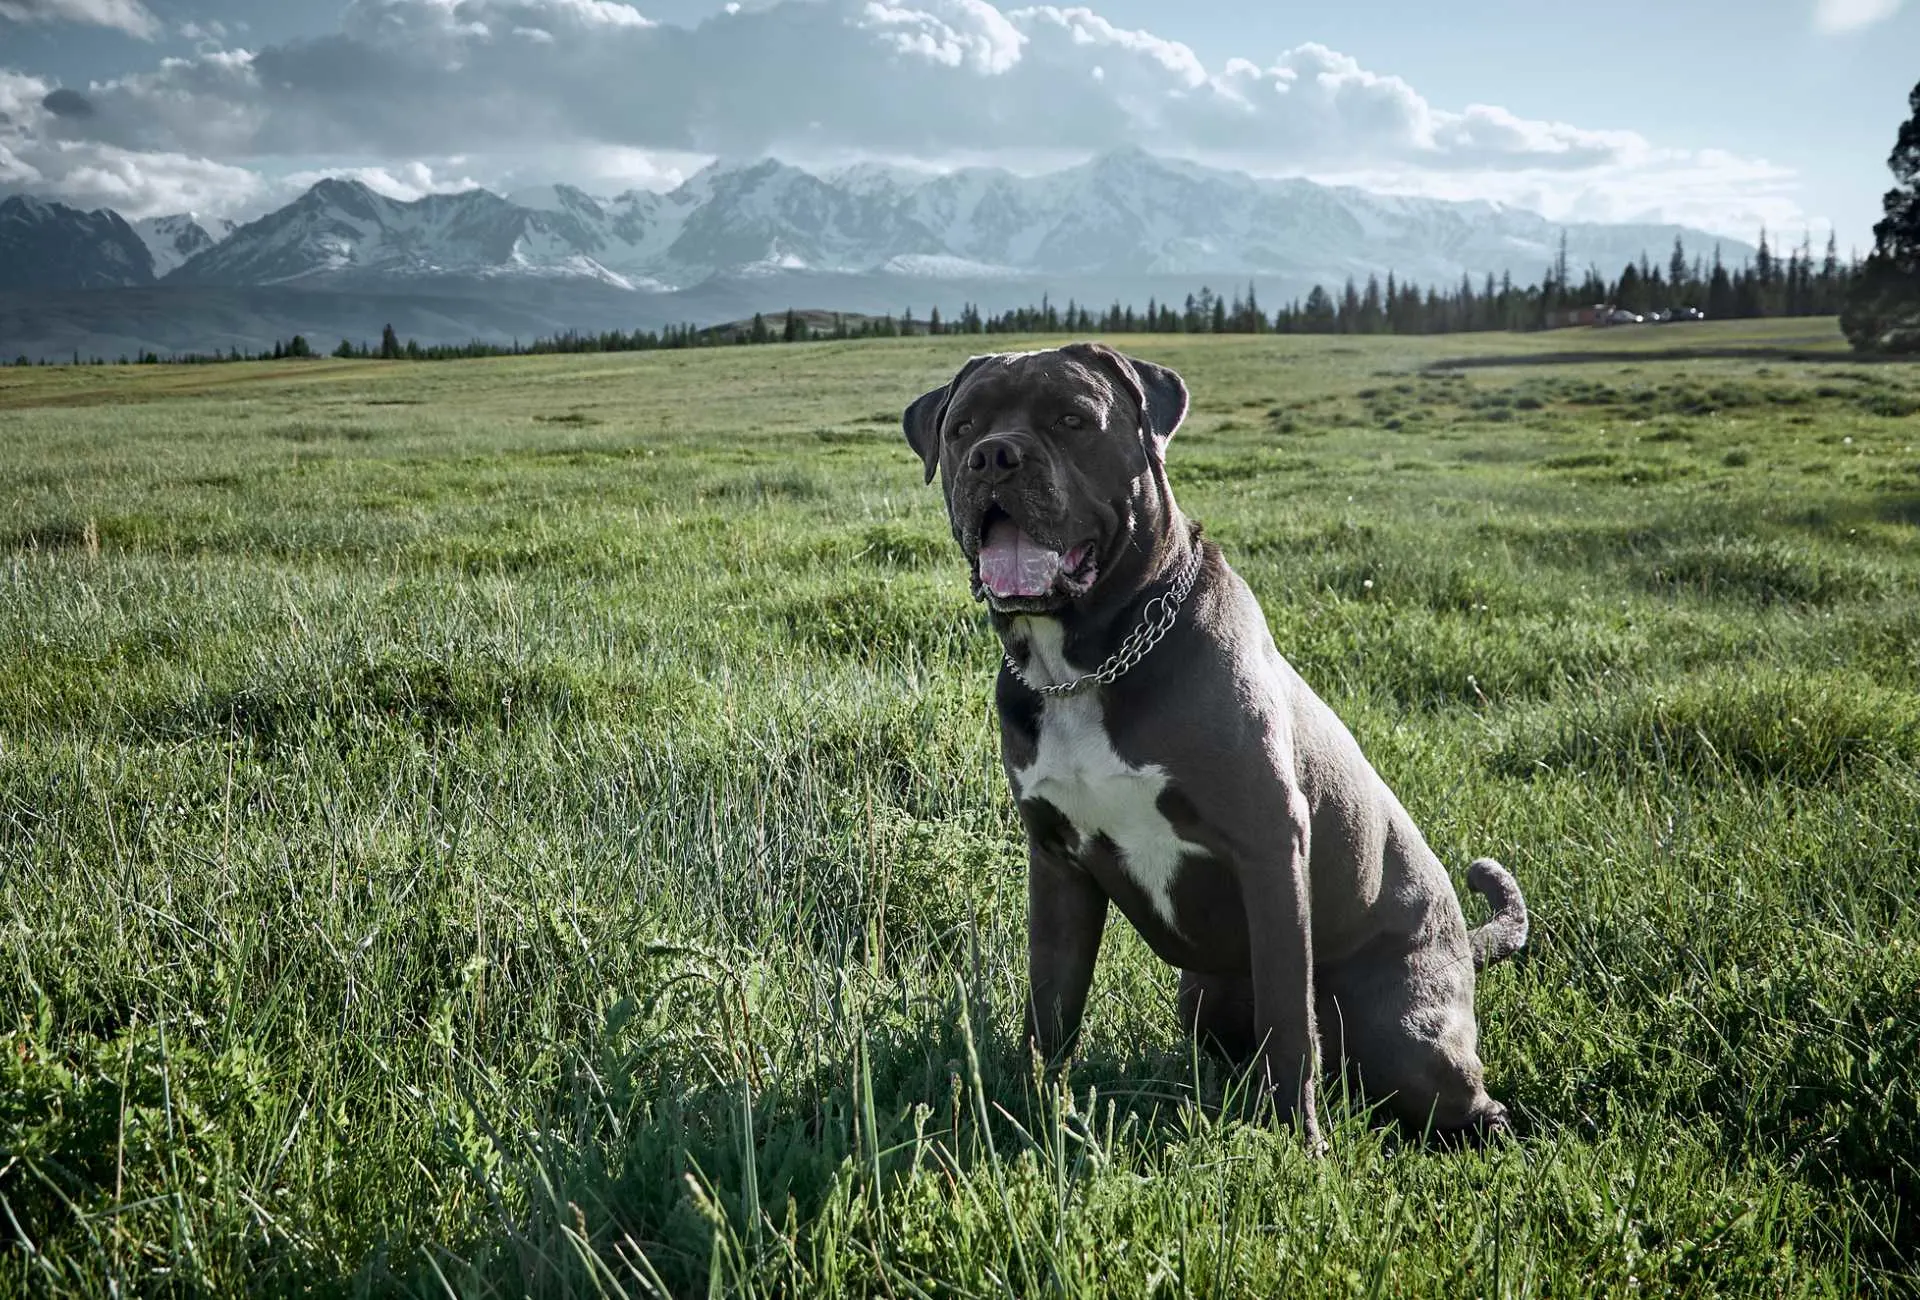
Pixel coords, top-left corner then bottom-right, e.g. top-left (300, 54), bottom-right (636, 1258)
top-left (166, 178), bottom-right (656, 290)
top-left (131, 214), bottom-right (234, 278)
top-left (147, 150), bottom-right (1749, 296)
top-left (0, 195), bottom-right (155, 290)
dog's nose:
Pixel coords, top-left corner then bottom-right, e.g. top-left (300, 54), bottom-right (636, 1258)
top-left (967, 435), bottom-right (1027, 482)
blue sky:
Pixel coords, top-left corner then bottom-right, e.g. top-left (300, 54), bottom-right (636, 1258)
top-left (1, 0), bottom-right (1912, 251)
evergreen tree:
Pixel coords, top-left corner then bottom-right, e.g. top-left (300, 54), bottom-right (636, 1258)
top-left (379, 324), bottom-right (401, 359)
top-left (1844, 77), bottom-right (1920, 352)
top-left (1616, 262), bottom-right (1642, 313)
top-left (1707, 247), bottom-right (1735, 319)
top-left (1338, 277), bottom-right (1362, 334)
top-left (1362, 275), bottom-right (1385, 333)
top-left (1820, 232), bottom-right (1841, 313)
top-left (1301, 285), bottom-right (1336, 332)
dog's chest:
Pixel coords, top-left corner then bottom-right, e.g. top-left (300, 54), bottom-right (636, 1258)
top-left (1012, 694), bottom-right (1204, 935)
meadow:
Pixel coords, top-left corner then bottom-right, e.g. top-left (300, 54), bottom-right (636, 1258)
top-left (1, 319), bottom-right (1917, 1296)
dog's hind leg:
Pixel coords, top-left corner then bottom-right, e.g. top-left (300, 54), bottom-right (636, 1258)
top-left (1317, 925), bottom-right (1510, 1142)
top-left (1177, 969), bottom-right (1258, 1063)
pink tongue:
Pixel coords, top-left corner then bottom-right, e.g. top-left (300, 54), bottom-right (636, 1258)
top-left (978, 518), bottom-right (1063, 598)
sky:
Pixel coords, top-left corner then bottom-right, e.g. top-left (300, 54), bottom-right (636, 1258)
top-left (0, 0), bottom-right (1913, 251)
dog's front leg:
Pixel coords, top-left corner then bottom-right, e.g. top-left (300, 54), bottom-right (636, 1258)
top-left (1023, 848), bottom-right (1109, 1068)
top-left (1242, 796), bottom-right (1321, 1146)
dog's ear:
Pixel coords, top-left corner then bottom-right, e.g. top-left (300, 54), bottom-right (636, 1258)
top-left (1062, 342), bottom-right (1189, 459)
top-left (902, 356), bottom-right (989, 485)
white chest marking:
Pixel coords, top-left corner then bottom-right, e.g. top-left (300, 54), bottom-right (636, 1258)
top-left (1009, 619), bottom-right (1204, 937)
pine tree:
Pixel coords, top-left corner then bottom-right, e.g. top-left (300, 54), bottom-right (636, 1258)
top-left (1616, 262), bottom-right (1642, 313)
top-left (1843, 77), bottom-right (1920, 352)
top-left (1708, 247), bottom-right (1735, 319)
top-left (1302, 285), bottom-right (1336, 333)
top-left (1820, 232), bottom-right (1842, 313)
top-left (1362, 276), bottom-right (1385, 333)
top-left (379, 324), bottom-right (401, 359)
top-left (1338, 278), bottom-right (1362, 334)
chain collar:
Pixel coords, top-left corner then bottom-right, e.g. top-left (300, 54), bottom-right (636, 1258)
top-left (1003, 542), bottom-right (1204, 698)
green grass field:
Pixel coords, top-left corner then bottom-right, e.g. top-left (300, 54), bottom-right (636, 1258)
top-left (2, 318), bottom-right (1917, 1296)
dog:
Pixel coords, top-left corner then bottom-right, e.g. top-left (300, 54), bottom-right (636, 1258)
top-left (900, 343), bottom-right (1529, 1146)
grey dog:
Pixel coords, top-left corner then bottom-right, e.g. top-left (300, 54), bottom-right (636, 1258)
top-left (901, 343), bottom-right (1528, 1145)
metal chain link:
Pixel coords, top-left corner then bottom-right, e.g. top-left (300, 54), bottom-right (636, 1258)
top-left (1003, 544), bottom-right (1204, 697)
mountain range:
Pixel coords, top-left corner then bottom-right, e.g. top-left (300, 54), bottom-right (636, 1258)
top-left (1, 149), bottom-right (1753, 359)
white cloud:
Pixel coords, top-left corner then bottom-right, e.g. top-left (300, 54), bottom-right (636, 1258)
top-left (1, 0), bottom-right (1816, 236)
top-left (0, 0), bottom-right (158, 38)
top-left (33, 143), bottom-right (267, 215)
top-left (0, 70), bottom-right (265, 216)
top-left (860, 1), bottom-right (1025, 74)
top-left (1812, 0), bottom-right (1906, 32)
top-left (40, 0), bottom-right (1657, 169)
top-left (276, 160), bottom-right (483, 202)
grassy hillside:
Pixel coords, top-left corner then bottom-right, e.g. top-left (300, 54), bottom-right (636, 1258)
top-left (2, 319), bottom-right (1916, 1296)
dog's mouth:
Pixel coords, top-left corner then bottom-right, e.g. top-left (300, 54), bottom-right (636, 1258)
top-left (970, 505), bottom-right (1098, 610)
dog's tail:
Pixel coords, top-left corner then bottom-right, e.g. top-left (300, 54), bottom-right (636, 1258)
top-left (1465, 857), bottom-right (1528, 970)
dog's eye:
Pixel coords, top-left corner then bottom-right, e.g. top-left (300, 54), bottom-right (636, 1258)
top-left (953, 420), bottom-right (973, 437)
top-left (1058, 413), bottom-right (1085, 429)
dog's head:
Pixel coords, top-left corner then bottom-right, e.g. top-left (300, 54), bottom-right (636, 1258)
top-left (900, 343), bottom-right (1189, 614)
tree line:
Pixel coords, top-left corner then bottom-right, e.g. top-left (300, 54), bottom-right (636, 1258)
top-left (8, 229), bottom-right (1864, 367)
top-left (1842, 76), bottom-right (1920, 353)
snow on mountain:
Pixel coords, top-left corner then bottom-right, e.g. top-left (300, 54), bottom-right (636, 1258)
top-left (132, 214), bottom-right (233, 278)
top-left (659, 158), bottom-right (949, 278)
top-left (16, 150), bottom-right (1755, 300)
top-left (879, 253), bottom-right (1025, 278)
top-left (167, 178), bottom-right (639, 289)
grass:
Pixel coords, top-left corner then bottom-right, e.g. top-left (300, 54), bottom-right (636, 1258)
top-left (2, 317), bottom-right (1917, 1296)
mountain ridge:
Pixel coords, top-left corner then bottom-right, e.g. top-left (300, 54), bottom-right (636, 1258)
top-left (2, 151), bottom-right (1761, 359)
top-left (134, 151), bottom-right (1754, 293)
top-left (0, 195), bottom-right (156, 290)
